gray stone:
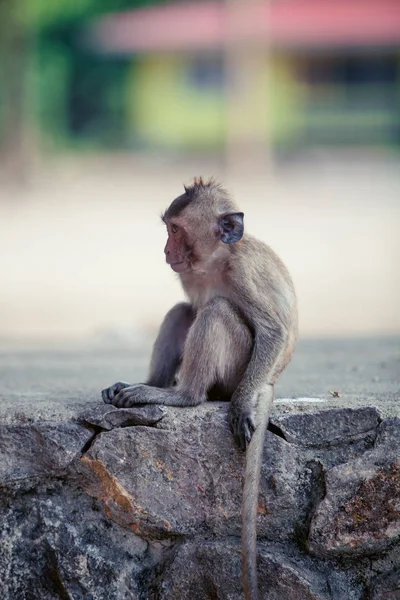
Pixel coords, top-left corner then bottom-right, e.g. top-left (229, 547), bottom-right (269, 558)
top-left (78, 405), bottom-right (398, 554)
top-left (374, 418), bottom-right (400, 462)
top-left (80, 406), bottom-right (244, 537)
top-left (159, 542), bottom-right (330, 600)
top-left (0, 484), bottom-right (150, 600)
top-left (270, 407), bottom-right (380, 447)
top-left (78, 403), bottom-right (166, 430)
top-left (308, 419), bottom-right (400, 557)
top-left (368, 568), bottom-right (400, 599)
top-left (0, 421), bottom-right (93, 486)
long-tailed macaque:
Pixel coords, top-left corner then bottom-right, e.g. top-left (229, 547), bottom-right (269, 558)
top-left (102, 178), bottom-right (298, 600)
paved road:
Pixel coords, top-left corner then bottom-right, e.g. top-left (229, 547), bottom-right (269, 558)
top-left (0, 336), bottom-right (398, 424)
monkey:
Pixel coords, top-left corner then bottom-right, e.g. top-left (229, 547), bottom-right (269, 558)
top-left (102, 177), bottom-right (298, 600)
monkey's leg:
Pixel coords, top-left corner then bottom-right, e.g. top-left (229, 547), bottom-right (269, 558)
top-left (102, 302), bottom-right (194, 404)
top-left (178, 296), bottom-right (253, 400)
top-left (108, 297), bottom-right (252, 408)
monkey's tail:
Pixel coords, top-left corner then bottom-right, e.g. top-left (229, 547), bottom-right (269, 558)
top-left (242, 384), bottom-right (274, 600)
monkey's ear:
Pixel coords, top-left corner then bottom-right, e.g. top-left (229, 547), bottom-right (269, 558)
top-left (218, 212), bottom-right (244, 244)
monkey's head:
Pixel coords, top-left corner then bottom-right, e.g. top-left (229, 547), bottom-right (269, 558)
top-left (161, 177), bottom-right (244, 273)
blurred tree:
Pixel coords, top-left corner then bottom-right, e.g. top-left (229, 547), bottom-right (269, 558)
top-left (0, 0), bottom-right (168, 181)
top-left (224, 0), bottom-right (272, 173)
top-left (0, 0), bottom-right (34, 181)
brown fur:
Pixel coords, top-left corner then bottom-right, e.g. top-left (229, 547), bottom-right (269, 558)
top-left (102, 178), bottom-right (298, 600)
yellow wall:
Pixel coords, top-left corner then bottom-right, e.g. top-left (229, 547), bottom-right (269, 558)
top-left (270, 55), bottom-right (306, 145)
top-left (128, 53), bottom-right (305, 149)
top-left (129, 55), bottom-right (224, 148)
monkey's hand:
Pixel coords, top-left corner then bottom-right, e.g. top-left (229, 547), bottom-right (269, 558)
top-left (102, 381), bottom-right (133, 404)
top-left (105, 383), bottom-right (168, 408)
top-left (229, 401), bottom-right (256, 451)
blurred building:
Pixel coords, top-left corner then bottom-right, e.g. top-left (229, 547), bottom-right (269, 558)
top-left (87, 0), bottom-right (400, 153)
top-left (2, 0), bottom-right (399, 156)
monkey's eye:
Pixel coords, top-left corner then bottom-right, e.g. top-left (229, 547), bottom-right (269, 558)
top-left (171, 224), bottom-right (179, 234)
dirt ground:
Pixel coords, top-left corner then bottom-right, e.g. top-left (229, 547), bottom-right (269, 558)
top-left (0, 150), bottom-right (399, 340)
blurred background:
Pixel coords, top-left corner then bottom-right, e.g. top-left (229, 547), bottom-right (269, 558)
top-left (0, 0), bottom-right (399, 344)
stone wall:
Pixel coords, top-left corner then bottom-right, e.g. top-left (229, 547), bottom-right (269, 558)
top-left (0, 403), bottom-right (399, 599)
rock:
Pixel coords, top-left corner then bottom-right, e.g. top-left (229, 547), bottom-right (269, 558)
top-left (78, 403), bottom-right (166, 430)
top-left (159, 542), bottom-right (331, 600)
top-left (0, 402), bottom-right (399, 599)
top-left (309, 418), bottom-right (400, 557)
top-left (259, 407), bottom-right (384, 542)
top-left (270, 407), bottom-right (380, 447)
top-left (368, 568), bottom-right (400, 599)
top-left (0, 421), bottom-right (93, 486)
top-left (79, 405), bottom-right (320, 541)
top-left (373, 418), bottom-right (400, 461)
top-left (78, 405), bottom-right (395, 548)
top-left (0, 484), bottom-right (151, 600)
top-left (79, 406), bottom-right (244, 537)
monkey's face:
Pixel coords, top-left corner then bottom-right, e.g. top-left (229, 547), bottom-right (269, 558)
top-left (163, 218), bottom-right (200, 273)
top-left (161, 180), bottom-right (244, 274)
top-left (163, 210), bottom-right (245, 274)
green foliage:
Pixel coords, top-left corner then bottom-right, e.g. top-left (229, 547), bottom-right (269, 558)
top-left (25, 0), bottom-right (97, 29)
top-left (27, 0), bottom-right (168, 148)
top-left (26, 0), bottom-right (170, 29)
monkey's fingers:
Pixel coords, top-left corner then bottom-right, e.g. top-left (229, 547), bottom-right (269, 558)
top-left (112, 384), bottom-right (144, 408)
top-left (102, 381), bottom-right (132, 404)
top-left (240, 417), bottom-right (256, 451)
top-left (230, 412), bottom-right (256, 451)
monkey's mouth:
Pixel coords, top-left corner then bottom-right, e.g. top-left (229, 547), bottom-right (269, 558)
top-left (169, 261), bottom-right (189, 273)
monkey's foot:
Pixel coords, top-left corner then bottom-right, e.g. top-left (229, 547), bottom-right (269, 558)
top-left (229, 406), bottom-right (256, 451)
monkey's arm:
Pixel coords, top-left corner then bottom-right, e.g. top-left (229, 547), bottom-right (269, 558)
top-left (103, 296), bottom-right (251, 410)
top-left (229, 313), bottom-right (284, 450)
top-left (102, 383), bottom-right (202, 407)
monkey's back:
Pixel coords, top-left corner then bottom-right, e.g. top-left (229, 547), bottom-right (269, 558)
top-left (233, 235), bottom-right (298, 380)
